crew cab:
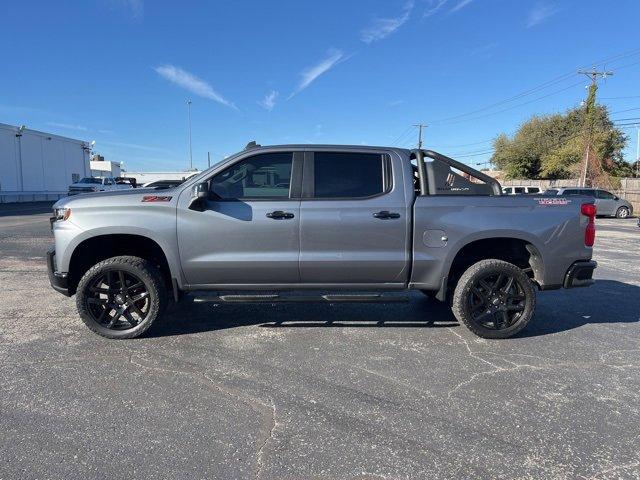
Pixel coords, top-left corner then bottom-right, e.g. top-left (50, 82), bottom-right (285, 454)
top-left (67, 177), bottom-right (134, 196)
top-left (48, 144), bottom-right (597, 339)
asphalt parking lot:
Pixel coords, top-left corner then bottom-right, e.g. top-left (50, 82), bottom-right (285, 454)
top-left (1, 202), bottom-right (639, 480)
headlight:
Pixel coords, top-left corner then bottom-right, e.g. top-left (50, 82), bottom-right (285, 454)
top-left (53, 207), bottom-right (71, 221)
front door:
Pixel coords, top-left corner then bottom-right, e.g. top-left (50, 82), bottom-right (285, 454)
top-left (299, 150), bottom-right (410, 285)
top-left (177, 151), bottom-right (302, 286)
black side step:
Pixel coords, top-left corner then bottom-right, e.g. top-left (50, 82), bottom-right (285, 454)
top-left (194, 293), bottom-right (410, 304)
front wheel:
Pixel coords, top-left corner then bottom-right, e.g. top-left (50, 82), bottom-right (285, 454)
top-left (451, 259), bottom-right (536, 339)
top-left (616, 206), bottom-right (630, 219)
top-left (76, 256), bottom-right (168, 339)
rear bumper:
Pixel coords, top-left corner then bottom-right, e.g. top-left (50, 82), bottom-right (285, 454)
top-left (47, 247), bottom-right (71, 296)
top-left (563, 260), bottom-right (597, 289)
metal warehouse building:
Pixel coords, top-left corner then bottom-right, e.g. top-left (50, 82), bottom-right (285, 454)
top-left (0, 122), bottom-right (90, 203)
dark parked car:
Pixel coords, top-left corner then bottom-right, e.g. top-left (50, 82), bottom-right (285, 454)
top-left (546, 187), bottom-right (633, 218)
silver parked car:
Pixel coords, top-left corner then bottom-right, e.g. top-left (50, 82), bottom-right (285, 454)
top-left (545, 187), bottom-right (633, 218)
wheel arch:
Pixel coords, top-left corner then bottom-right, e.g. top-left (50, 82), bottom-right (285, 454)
top-left (439, 233), bottom-right (544, 300)
top-left (66, 232), bottom-right (178, 295)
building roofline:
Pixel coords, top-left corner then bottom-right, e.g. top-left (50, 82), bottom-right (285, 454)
top-left (0, 122), bottom-right (89, 146)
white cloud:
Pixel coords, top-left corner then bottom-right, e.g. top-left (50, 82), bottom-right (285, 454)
top-left (449, 0), bottom-right (474, 14)
top-left (46, 122), bottom-right (88, 131)
top-left (526, 3), bottom-right (559, 28)
top-left (424, 0), bottom-right (449, 18)
top-left (289, 49), bottom-right (345, 98)
top-left (360, 0), bottom-right (414, 44)
top-left (153, 64), bottom-right (237, 110)
top-left (99, 140), bottom-right (171, 153)
top-left (258, 90), bottom-right (279, 111)
top-left (388, 99), bottom-right (404, 107)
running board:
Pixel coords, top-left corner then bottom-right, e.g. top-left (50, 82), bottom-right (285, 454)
top-left (193, 293), bottom-right (410, 304)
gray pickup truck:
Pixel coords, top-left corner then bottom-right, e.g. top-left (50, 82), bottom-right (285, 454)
top-left (48, 144), bottom-right (597, 340)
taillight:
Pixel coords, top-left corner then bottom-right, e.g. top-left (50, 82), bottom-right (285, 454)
top-left (581, 203), bottom-right (596, 247)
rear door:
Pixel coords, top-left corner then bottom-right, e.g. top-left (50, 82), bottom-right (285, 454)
top-left (298, 150), bottom-right (410, 285)
top-left (177, 151), bottom-right (302, 286)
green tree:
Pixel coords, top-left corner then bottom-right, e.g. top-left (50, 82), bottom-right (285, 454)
top-left (491, 103), bottom-right (628, 179)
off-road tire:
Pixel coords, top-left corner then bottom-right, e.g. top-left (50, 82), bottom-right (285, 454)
top-left (452, 259), bottom-right (536, 339)
top-left (76, 256), bottom-right (168, 339)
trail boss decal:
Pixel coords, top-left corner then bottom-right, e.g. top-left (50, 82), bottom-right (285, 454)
top-left (535, 197), bottom-right (571, 206)
top-left (141, 195), bottom-right (172, 202)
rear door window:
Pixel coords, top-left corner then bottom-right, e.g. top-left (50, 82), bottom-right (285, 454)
top-left (596, 190), bottom-right (615, 199)
top-left (514, 187), bottom-right (525, 194)
top-left (312, 152), bottom-right (388, 199)
top-left (528, 187), bottom-right (540, 193)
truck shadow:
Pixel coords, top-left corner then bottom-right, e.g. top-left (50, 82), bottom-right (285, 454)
top-left (149, 280), bottom-right (639, 338)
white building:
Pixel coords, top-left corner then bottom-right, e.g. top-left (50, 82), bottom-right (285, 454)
top-left (0, 122), bottom-right (90, 203)
top-left (90, 156), bottom-right (122, 178)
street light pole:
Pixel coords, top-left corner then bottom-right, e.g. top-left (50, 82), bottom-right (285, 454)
top-left (187, 99), bottom-right (193, 170)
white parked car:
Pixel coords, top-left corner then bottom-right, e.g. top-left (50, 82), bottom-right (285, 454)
top-left (67, 177), bottom-right (134, 196)
top-left (502, 186), bottom-right (541, 195)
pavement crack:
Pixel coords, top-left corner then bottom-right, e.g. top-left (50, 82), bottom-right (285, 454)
top-left (447, 329), bottom-right (543, 397)
top-left (200, 372), bottom-right (278, 480)
top-left (128, 353), bottom-right (280, 478)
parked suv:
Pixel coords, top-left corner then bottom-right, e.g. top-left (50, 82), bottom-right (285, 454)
top-left (48, 145), bottom-right (597, 340)
top-left (546, 187), bottom-right (633, 218)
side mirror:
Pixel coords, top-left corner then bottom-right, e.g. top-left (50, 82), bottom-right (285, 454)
top-left (614, 196), bottom-right (619, 201)
top-left (192, 182), bottom-right (208, 200)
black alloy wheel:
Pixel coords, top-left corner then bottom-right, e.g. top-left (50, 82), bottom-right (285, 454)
top-left (76, 256), bottom-right (167, 339)
top-left (87, 269), bottom-right (150, 330)
top-left (467, 272), bottom-right (526, 330)
top-left (452, 259), bottom-right (536, 339)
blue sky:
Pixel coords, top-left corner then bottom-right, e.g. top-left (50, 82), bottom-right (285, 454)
top-left (1, 0), bottom-right (639, 172)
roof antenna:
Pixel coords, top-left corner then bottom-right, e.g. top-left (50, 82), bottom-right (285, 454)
top-left (245, 140), bottom-right (260, 150)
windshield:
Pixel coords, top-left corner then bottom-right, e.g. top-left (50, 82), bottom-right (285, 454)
top-left (77, 178), bottom-right (101, 184)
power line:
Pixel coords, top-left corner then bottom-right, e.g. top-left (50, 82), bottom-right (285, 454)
top-left (434, 80), bottom-right (584, 126)
top-left (602, 95), bottom-right (640, 100)
top-left (391, 125), bottom-right (414, 145)
top-left (427, 73), bottom-right (577, 124)
top-left (610, 107), bottom-right (640, 115)
top-left (426, 47), bottom-right (640, 125)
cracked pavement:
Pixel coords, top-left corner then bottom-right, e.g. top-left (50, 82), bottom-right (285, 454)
top-left (1, 203), bottom-right (639, 479)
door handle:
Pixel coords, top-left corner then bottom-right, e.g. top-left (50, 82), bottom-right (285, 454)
top-left (373, 211), bottom-right (400, 220)
top-left (266, 210), bottom-right (295, 220)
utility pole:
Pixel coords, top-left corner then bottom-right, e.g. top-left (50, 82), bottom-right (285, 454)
top-left (635, 125), bottom-right (640, 178)
top-left (186, 99), bottom-right (193, 170)
top-left (413, 124), bottom-right (427, 149)
top-left (577, 68), bottom-right (613, 187)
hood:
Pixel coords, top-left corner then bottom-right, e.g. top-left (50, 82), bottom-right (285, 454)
top-left (53, 186), bottom-right (183, 209)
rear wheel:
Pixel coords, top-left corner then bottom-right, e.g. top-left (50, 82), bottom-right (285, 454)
top-left (616, 206), bottom-right (630, 219)
top-left (76, 256), bottom-right (167, 339)
top-left (452, 259), bottom-right (535, 339)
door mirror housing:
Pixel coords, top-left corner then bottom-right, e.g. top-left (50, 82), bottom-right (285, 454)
top-left (192, 182), bottom-right (209, 200)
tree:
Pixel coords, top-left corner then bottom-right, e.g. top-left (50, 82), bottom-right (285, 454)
top-left (491, 104), bottom-right (629, 180)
